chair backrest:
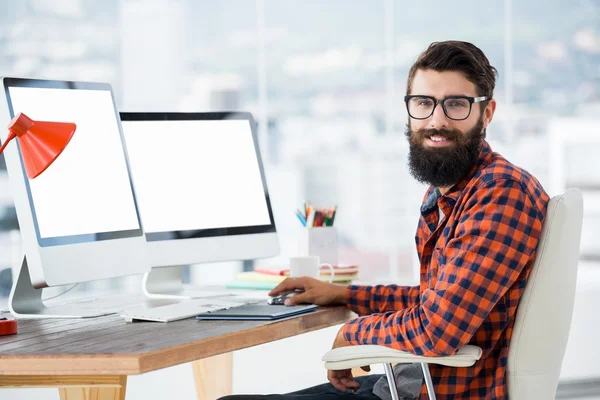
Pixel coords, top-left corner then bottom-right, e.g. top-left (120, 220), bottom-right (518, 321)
top-left (507, 189), bottom-right (584, 399)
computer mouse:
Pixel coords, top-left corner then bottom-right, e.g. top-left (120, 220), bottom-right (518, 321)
top-left (267, 290), bottom-right (302, 305)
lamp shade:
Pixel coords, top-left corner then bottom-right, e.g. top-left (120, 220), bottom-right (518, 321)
top-left (1, 113), bottom-right (76, 179)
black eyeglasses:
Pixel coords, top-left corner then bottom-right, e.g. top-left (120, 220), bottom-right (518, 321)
top-left (404, 95), bottom-right (488, 121)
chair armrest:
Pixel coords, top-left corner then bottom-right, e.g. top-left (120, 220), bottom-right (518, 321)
top-left (322, 345), bottom-right (482, 370)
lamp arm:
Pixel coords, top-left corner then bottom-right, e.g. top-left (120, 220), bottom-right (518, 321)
top-left (0, 130), bottom-right (17, 155)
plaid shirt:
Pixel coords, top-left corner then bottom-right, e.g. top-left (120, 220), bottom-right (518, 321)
top-left (343, 141), bottom-right (550, 399)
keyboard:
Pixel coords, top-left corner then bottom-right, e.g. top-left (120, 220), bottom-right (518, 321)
top-left (120, 298), bottom-right (263, 322)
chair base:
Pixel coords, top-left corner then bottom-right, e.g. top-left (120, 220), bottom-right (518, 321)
top-left (383, 362), bottom-right (436, 400)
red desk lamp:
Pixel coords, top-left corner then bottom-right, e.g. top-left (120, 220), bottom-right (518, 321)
top-left (0, 112), bottom-right (76, 334)
top-left (0, 112), bottom-right (76, 179)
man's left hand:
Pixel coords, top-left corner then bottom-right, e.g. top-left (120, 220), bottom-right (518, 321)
top-left (327, 328), bottom-right (371, 392)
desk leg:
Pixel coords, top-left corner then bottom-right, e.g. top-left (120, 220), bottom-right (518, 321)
top-left (192, 352), bottom-right (233, 400)
top-left (0, 375), bottom-right (127, 400)
top-left (58, 376), bottom-right (128, 400)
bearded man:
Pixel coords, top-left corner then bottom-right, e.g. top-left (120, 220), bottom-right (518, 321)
top-left (221, 40), bottom-right (550, 400)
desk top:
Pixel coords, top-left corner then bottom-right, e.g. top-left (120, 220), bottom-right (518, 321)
top-left (0, 306), bottom-right (354, 376)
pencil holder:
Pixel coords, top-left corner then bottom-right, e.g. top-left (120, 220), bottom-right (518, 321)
top-left (297, 226), bottom-right (338, 266)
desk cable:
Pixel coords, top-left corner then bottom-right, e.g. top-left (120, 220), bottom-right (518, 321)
top-left (0, 283), bottom-right (79, 314)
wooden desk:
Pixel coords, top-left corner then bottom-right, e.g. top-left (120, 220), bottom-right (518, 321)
top-left (0, 306), bottom-right (354, 399)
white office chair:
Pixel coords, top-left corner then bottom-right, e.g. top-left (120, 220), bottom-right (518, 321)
top-left (323, 189), bottom-right (584, 400)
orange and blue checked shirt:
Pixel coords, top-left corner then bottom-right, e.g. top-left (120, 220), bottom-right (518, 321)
top-left (343, 140), bottom-right (550, 399)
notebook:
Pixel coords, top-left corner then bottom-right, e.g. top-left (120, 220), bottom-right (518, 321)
top-left (195, 303), bottom-right (317, 320)
top-left (254, 265), bottom-right (358, 276)
top-left (236, 271), bottom-right (355, 283)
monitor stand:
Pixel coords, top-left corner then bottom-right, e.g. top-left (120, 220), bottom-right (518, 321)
top-left (9, 256), bottom-right (113, 319)
top-left (142, 266), bottom-right (238, 300)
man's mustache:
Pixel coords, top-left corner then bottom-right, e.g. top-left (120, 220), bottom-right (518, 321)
top-left (414, 128), bottom-right (461, 142)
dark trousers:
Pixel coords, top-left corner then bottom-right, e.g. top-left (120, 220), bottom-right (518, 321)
top-left (218, 375), bottom-right (383, 400)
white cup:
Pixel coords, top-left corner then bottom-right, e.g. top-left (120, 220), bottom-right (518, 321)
top-left (290, 256), bottom-right (335, 283)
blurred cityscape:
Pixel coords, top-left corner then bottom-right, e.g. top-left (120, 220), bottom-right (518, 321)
top-left (0, 0), bottom-right (599, 286)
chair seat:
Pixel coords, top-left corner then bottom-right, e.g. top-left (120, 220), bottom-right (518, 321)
top-left (322, 344), bottom-right (483, 370)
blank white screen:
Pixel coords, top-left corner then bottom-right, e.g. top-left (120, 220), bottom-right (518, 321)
top-left (121, 119), bottom-right (271, 233)
top-left (8, 87), bottom-right (140, 239)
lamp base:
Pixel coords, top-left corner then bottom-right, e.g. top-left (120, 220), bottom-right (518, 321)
top-left (8, 256), bottom-right (113, 319)
top-left (0, 316), bottom-right (17, 335)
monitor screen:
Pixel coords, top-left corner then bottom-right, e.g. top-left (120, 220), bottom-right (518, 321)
top-left (120, 113), bottom-right (275, 241)
top-left (4, 80), bottom-right (142, 246)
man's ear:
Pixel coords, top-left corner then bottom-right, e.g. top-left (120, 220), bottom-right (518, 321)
top-left (483, 99), bottom-right (497, 129)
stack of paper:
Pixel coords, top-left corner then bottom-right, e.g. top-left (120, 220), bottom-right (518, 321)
top-left (226, 265), bottom-right (359, 290)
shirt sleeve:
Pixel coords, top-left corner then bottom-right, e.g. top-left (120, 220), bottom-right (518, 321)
top-left (342, 178), bottom-right (545, 356)
top-left (346, 284), bottom-right (421, 316)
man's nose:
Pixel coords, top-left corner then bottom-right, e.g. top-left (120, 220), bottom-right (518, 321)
top-left (429, 103), bottom-right (450, 130)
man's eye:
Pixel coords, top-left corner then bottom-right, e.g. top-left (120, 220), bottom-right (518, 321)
top-left (448, 100), bottom-right (468, 107)
top-left (417, 100), bottom-right (433, 106)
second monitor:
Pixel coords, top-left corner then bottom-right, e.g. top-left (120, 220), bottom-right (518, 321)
top-left (120, 112), bottom-right (279, 299)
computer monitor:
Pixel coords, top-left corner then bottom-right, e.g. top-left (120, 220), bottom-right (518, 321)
top-left (120, 112), bottom-right (279, 299)
top-left (0, 77), bottom-right (150, 318)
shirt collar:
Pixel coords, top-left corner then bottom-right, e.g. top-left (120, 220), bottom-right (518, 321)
top-left (420, 140), bottom-right (494, 212)
top-left (421, 187), bottom-right (441, 213)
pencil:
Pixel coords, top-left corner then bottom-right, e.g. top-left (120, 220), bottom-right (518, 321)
top-left (306, 209), bottom-right (316, 228)
top-left (295, 210), bottom-right (306, 226)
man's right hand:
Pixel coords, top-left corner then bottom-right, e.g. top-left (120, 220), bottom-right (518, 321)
top-left (268, 277), bottom-right (347, 306)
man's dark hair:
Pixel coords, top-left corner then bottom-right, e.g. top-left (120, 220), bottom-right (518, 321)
top-left (406, 41), bottom-right (498, 102)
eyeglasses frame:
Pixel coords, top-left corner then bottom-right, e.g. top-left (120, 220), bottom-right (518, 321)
top-left (404, 95), bottom-right (489, 121)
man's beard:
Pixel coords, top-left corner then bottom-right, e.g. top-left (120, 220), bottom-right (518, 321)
top-left (405, 118), bottom-right (485, 188)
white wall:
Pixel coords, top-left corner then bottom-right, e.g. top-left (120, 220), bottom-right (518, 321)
top-left (560, 263), bottom-right (600, 381)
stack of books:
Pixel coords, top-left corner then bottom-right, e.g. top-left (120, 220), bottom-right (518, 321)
top-left (226, 265), bottom-right (359, 290)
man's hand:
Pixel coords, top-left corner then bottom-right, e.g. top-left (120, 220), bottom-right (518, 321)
top-left (327, 328), bottom-right (370, 392)
top-left (268, 277), bottom-right (347, 306)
